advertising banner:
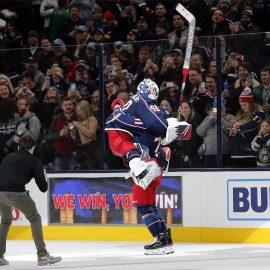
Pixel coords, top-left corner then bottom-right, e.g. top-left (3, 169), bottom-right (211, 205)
top-left (227, 179), bottom-right (270, 220)
top-left (49, 176), bottom-right (182, 225)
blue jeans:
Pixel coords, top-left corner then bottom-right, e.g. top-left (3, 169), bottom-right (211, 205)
top-left (54, 154), bottom-right (76, 170)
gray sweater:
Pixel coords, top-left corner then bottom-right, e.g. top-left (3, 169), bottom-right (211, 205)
top-left (196, 113), bottom-right (235, 155)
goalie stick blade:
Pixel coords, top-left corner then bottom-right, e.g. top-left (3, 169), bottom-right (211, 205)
top-left (175, 3), bottom-right (195, 23)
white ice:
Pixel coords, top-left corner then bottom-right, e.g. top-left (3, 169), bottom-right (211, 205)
top-left (2, 240), bottom-right (270, 270)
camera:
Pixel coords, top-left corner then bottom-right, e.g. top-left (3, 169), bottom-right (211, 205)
top-left (68, 123), bottom-right (74, 130)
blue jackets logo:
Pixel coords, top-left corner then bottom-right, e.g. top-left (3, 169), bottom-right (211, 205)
top-left (227, 179), bottom-right (270, 220)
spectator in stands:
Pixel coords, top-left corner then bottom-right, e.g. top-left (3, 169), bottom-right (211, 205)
top-left (69, 0), bottom-right (95, 22)
top-left (217, 0), bottom-right (237, 21)
top-left (106, 54), bottom-right (133, 85)
top-left (177, 101), bottom-right (203, 168)
top-left (197, 97), bottom-right (235, 167)
top-left (208, 59), bottom-right (217, 77)
top-left (251, 118), bottom-right (270, 167)
top-left (90, 89), bottom-right (100, 120)
top-left (229, 89), bottom-right (264, 167)
top-left (103, 10), bottom-right (126, 42)
top-left (45, 97), bottom-right (77, 170)
top-left (227, 61), bottom-right (260, 115)
top-left (43, 64), bottom-right (68, 98)
top-left (3, 20), bottom-right (22, 74)
top-left (79, 42), bottom-right (98, 79)
top-left (23, 57), bottom-right (45, 87)
top-left (91, 4), bottom-right (106, 32)
top-left (15, 70), bottom-right (43, 106)
top-left (160, 53), bottom-right (180, 84)
top-left (168, 12), bottom-right (188, 50)
top-left (11, 97), bottom-right (41, 147)
top-left (183, 67), bottom-right (203, 109)
top-left (191, 53), bottom-right (207, 77)
top-left (113, 75), bottom-right (132, 94)
top-left (121, 5), bottom-right (136, 33)
top-left (71, 100), bottom-right (99, 169)
top-left (0, 99), bottom-right (20, 162)
top-left (195, 74), bottom-right (216, 117)
top-left (0, 84), bottom-right (13, 102)
top-left (49, 0), bottom-right (69, 41)
top-left (229, 9), bottom-right (263, 73)
top-left (221, 52), bottom-right (241, 85)
top-left (253, 66), bottom-right (270, 117)
top-left (38, 86), bottom-right (61, 132)
top-left (69, 62), bottom-right (98, 101)
top-left (201, 8), bottom-right (231, 37)
top-left (40, 0), bottom-right (58, 32)
top-left (52, 38), bottom-right (74, 64)
top-left (0, 74), bottom-right (14, 95)
top-left (38, 36), bottom-right (55, 74)
top-left (135, 16), bottom-right (155, 44)
top-left (57, 3), bottom-right (84, 46)
top-left (152, 21), bottom-right (170, 65)
top-left (20, 30), bottom-right (41, 64)
top-left (159, 81), bottom-right (179, 112)
top-left (92, 28), bottom-right (106, 44)
top-left (152, 2), bottom-right (171, 31)
top-left (73, 25), bottom-right (91, 59)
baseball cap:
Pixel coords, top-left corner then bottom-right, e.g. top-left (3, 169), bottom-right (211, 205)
top-left (113, 41), bottom-right (123, 48)
top-left (75, 25), bottom-right (88, 32)
top-left (27, 30), bottom-right (39, 38)
top-left (53, 38), bottom-right (65, 46)
top-left (86, 42), bottom-right (96, 50)
top-left (93, 28), bottom-right (104, 35)
top-left (172, 48), bottom-right (183, 56)
top-left (136, 16), bottom-right (148, 23)
top-left (26, 56), bottom-right (37, 63)
top-left (76, 63), bottom-right (89, 70)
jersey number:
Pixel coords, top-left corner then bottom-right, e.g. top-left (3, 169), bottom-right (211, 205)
top-left (149, 105), bottom-right (160, 112)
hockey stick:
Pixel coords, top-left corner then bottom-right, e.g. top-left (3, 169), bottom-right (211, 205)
top-left (175, 3), bottom-right (196, 119)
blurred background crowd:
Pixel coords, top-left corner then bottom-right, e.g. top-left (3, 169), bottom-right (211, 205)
top-left (0, 0), bottom-right (269, 170)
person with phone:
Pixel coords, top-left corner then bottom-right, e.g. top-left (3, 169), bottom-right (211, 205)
top-left (226, 61), bottom-right (260, 115)
top-left (197, 97), bottom-right (235, 168)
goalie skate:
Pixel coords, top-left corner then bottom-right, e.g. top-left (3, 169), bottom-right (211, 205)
top-left (144, 233), bottom-right (172, 255)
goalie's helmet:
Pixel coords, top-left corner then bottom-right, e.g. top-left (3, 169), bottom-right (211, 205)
top-left (137, 78), bottom-right (159, 101)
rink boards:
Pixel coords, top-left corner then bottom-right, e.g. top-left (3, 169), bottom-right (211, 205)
top-left (8, 170), bottom-right (270, 243)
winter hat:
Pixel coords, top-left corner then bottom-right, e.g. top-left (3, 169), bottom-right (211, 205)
top-left (239, 87), bottom-right (254, 103)
top-left (219, 0), bottom-right (231, 6)
top-left (103, 10), bottom-right (116, 21)
top-left (242, 10), bottom-right (253, 19)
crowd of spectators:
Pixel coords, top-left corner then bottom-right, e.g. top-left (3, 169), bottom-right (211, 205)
top-left (0, 0), bottom-right (269, 170)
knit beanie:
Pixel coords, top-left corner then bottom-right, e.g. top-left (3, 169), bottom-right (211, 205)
top-left (103, 10), bottom-right (116, 21)
top-left (239, 87), bottom-right (254, 103)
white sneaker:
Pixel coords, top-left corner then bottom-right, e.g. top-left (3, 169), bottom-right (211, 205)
top-left (0, 257), bottom-right (8, 265)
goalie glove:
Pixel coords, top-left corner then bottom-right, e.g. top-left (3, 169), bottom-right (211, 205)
top-left (161, 119), bottom-right (192, 145)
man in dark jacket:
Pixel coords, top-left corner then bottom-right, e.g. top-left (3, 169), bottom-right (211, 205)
top-left (0, 136), bottom-right (62, 266)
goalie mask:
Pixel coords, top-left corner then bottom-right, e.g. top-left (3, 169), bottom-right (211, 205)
top-left (137, 79), bottom-right (159, 101)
